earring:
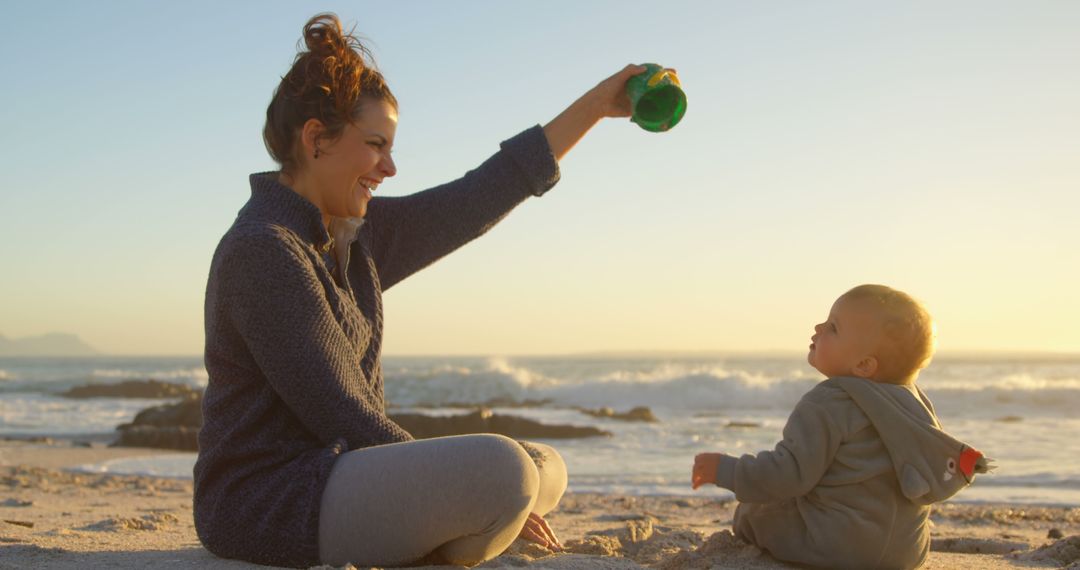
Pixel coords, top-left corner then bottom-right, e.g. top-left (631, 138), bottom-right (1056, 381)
top-left (314, 147), bottom-right (320, 159)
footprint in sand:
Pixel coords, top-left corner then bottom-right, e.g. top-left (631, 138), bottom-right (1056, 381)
top-left (1009, 535), bottom-right (1080, 567)
top-left (77, 513), bottom-right (179, 532)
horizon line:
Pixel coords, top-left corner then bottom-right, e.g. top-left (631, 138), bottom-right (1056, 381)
top-left (3, 348), bottom-right (1078, 360)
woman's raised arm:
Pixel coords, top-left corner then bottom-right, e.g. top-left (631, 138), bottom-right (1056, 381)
top-left (542, 64), bottom-right (647, 160)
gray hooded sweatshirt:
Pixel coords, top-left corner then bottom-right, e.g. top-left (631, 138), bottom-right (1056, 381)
top-left (714, 376), bottom-right (989, 570)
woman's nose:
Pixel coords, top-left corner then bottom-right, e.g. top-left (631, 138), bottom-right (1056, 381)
top-left (380, 155), bottom-right (397, 178)
top-left (813, 323), bottom-right (824, 333)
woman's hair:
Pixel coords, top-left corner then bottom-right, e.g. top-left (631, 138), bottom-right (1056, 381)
top-left (263, 13), bottom-right (397, 175)
top-left (842, 284), bottom-right (937, 382)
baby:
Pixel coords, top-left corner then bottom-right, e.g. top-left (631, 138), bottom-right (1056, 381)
top-left (692, 284), bottom-right (990, 570)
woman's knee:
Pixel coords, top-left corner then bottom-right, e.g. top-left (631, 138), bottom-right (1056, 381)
top-left (465, 434), bottom-right (541, 503)
top-left (516, 441), bottom-right (567, 515)
top-left (431, 435), bottom-right (540, 565)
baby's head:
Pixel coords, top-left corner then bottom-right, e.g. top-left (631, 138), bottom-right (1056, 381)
top-left (808, 284), bottom-right (936, 385)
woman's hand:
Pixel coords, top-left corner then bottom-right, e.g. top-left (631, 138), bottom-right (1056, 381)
top-left (518, 512), bottom-right (563, 551)
top-left (692, 452), bottom-right (722, 490)
top-left (583, 63), bottom-right (649, 119)
top-left (543, 63), bottom-right (650, 161)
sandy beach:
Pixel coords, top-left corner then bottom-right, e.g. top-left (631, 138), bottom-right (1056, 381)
top-left (0, 439), bottom-right (1076, 569)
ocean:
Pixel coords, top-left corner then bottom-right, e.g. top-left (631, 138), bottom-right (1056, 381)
top-left (1, 354), bottom-right (1078, 506)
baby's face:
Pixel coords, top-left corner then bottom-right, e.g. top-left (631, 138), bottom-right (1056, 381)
top-left (807, 296), bottom-right (883, 378)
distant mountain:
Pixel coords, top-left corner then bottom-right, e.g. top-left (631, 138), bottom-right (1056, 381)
top-left (0, 333), bottom-right (100, 357)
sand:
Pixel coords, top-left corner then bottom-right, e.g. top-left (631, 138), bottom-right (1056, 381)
top-left (2, 439), bottom-right (1078, 569)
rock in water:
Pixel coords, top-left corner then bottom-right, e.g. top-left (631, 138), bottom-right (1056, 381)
top-left (390, 409), bottom-right (612, 439)
top-left (121, 397), bottom-right (203, 428)
top-left (113, 395), bottom-right (203, 451)
top-left (113, 426), bottom-right (200, 451)
top-left (578, 406), bottom-right (659, 423)
top-left (725, 421), bottom-right (762, 429)
top-left (112, 398), bottom-right (610, 451)
top-left (60, 380), bottom-right (201, 399)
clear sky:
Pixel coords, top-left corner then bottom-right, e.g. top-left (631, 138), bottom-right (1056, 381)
top-left (1, 1), bottom-right (1077, 356)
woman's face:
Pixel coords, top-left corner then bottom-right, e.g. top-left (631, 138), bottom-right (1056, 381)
top-left (312, 98), bottom-right (398, 219)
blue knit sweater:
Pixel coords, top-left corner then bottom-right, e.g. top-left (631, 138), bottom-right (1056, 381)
top-left (194, 126), bottom-right (560, 567)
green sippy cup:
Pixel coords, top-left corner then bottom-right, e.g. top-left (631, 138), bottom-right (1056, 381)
top-left (626, 63), bottom-right (687, 132)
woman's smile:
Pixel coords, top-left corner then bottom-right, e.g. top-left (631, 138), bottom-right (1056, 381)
top-left (355, 177), bottom-right (378, 202)
top-left (357, 177), bottom-right (380, 192)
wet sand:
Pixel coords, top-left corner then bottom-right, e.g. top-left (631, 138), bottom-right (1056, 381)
top-left (2, 439), bottom-right (1077, 569)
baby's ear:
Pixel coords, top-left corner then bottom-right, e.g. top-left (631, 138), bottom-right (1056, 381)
top-left (852, 356), bottom-right (878, 378)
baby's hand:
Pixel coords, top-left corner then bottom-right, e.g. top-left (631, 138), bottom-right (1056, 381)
top-left (692, 453), bottom-right (723, 490)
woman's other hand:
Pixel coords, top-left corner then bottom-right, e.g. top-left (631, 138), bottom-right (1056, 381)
top-left (517, 512), bottom-right (563, 551)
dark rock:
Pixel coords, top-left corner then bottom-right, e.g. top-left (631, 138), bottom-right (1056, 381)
top-left (113, 395), bottom-right (609, 451)
top-left (577, 406), bottom-right (658, 423)
top-left (390, 409), bottom-right (612, 440)
top-left (725, 421), bottom-right (762, 429)
top-left (490, 398), bottom-right (553, 409)
top-left (60, 380), bottom-right (201, 400)
top-left (112, 394), bottom-right (203, 451)
top-left (411, 398), bottom-right (554, 409)
top-left (112, 426), bottom-right (200, 451)
top-left (119, 397), bottom-right (203, 429)
top-left (0, 435), bottom-right (53, 444)
top-left (1049, 528), bottom-right (1065, 539)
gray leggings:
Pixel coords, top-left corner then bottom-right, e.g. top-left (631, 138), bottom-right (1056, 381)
top-left (317, 434), bottom-right (567, 567)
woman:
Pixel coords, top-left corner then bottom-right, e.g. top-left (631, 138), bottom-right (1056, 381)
top-left (195, 13), bottom-right (646, 568)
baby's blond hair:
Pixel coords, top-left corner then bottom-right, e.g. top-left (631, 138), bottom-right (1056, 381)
top-left (842, 284), bottom-right (936, 383)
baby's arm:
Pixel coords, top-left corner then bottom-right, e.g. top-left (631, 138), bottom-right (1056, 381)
top-left (715, 396), bottom-right (844, 503)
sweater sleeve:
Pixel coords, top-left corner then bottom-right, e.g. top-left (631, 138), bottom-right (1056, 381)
top-left (218, 230), bottom-right (414, 449)
top-left (715, 396), bottom-right (844, 503)
top-left (363, 125), bottom-right (560, 290)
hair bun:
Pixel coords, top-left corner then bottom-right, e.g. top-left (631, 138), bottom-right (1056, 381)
top-left (302, 13), bottom-right (370, 68)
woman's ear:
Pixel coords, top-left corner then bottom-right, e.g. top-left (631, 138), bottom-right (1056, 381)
top-left (300, 118), bottom-right (326, 157)
top-left (852, 356), bottom-right (878, 378)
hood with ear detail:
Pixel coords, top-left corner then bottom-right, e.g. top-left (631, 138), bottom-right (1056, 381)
top-left (825, 376), bottom-right (993, 505)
